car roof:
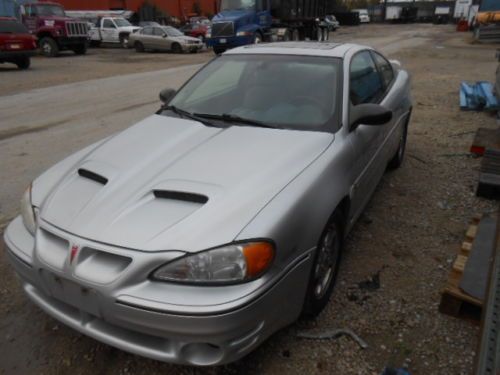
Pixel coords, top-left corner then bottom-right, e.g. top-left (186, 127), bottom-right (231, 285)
top-left (224, 42), bottom-right (368, 58)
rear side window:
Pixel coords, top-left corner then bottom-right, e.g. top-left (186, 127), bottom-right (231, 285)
top-left (0, 20), bottom-right (29, 34)
top-left (371, 52), bottom-right (394, 90)
top-left (349, 51), bottom-right (384, 105)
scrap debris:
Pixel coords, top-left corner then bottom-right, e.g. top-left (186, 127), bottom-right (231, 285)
top-left (297, 328), bottom-right (368, 349)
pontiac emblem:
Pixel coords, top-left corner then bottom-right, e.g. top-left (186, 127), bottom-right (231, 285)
top-left (69, 245), bottom-right (79, 264)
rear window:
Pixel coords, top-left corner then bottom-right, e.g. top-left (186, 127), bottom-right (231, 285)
top-left (0, 20), bottom-right (29, 34)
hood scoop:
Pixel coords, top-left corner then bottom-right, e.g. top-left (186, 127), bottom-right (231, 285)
top-left (78, 168), bottom-right (108, 185)
top-left (153, 190), bottom-right (208, 204)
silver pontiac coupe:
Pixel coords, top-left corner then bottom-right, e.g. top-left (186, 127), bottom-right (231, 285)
top-left (4, 42), bottom-right (412, 366)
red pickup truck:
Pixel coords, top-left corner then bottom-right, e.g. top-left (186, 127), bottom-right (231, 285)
top-left (20, 2), bottom-right (88, 57)
top-left (0, 17), bottom-right (37, 69)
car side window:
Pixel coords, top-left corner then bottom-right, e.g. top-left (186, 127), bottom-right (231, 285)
top-left (371, 52), bottom-right (394, 90)
top-left (141, 27), bottom-right (153, 35)
top-left (103, 19), bottom-right (115, 28)
top-left (349, 51), bottom-right (384, 105)
top-left (153, 27), bottom-right (164, 36)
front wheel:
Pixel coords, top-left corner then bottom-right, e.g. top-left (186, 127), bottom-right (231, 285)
top-left (39, 37), bottom-right (59, 57)
top-left (134, 41), bottom-right (145, 52)
top-left (213, 46), bottom-right (225, 55)
top-left (171, 43), bottom-right (182, 53)
top-left (16, 56), bottom-right (30, 70)
top-left (302, 210), bottom-right (344, 318)
top-left (119, 34), bottom-right (129, 48)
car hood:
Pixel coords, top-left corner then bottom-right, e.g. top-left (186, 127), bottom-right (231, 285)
top-left (37, 115), bottom-right (333, 252)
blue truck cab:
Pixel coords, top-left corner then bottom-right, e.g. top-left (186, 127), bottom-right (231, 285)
top-left (206, 0), bottom-right (272, 54)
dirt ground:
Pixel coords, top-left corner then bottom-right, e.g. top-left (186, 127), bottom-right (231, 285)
top-left (0, 46), bottom-right (213, 96)
top-left (0, 24), bottom-right (499, 375)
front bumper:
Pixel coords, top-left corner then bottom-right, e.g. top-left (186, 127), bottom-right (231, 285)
top-left (3, 216), bottom-right (312, 365)
top-left (206, 35), bottom-right (254, 49)
top-left (56, 36), bottom-right (87, 48)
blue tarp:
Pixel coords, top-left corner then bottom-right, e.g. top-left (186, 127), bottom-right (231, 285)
top-left (460, 81), bottom-right (499, 111)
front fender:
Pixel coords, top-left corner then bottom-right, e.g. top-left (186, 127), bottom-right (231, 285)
top-left (236, 135), bottom-right (352, 271)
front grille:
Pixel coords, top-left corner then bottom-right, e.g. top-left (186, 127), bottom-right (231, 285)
top-left (211, 22), bottom-right (234, 37)
top-left (65, 21), bottom-right (88, 37)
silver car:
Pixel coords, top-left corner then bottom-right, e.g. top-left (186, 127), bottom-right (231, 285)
top-left (129, 25), bottom-right (203, 53)
top-left (3, 42), bottom-right (412, 366)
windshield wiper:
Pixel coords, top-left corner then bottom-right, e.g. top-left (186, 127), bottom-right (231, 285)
top-left (193, 113), bottom-right (277, 129)
top-left (163, 105), bottom-right (220, 127)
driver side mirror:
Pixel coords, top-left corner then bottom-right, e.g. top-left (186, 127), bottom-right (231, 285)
top-left (349, 103), bottom-right (392, 130)
top-left (159, 88), bottom-right (176, 104)
top-left (162, 33), bottom-right (168, 38)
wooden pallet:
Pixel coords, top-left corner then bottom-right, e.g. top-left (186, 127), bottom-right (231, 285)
top-left (439, 216), bottom-right (484, 321)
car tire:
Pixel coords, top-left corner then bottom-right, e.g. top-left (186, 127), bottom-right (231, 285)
top-left (213, 47), bottom-right (225, 55)
top-left (134, 41), bottom-right (145, 52)
top-left (72, 43), bottom-right (87, 55)
top-left (171, 43), bottom-right (182, 53)
top-left (16, 56), bottom-right (30, 70)
top-left (254, 32), bottom-right (263, 44)
top-left (302, 209), bottom-right (344, 318)
top-left (119, 34), bottom-right (129, 48)
top-left (388, 111), bottom-right (411, 170)
top-left (39, 37), bottom-right (59, 57)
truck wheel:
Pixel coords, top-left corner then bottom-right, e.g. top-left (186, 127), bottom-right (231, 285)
top-left (171, 43), bottom-right (182, 53)
top-left (119, 34), bottom-right (129, 48)
top-left (134, 41), bottom-right (145, 52)
top-left (39, 37), bottom-right (59, 57)
top-left (302, 209), bottom-right (344, 318)
top-left (72, 43), bottom-right (87, 55)
top-left (16, 56), bottom-right (30, 70)
top-left (213, 47), bottom-right (225, 55)
top-left (90, 40), bottom-right (101, 47)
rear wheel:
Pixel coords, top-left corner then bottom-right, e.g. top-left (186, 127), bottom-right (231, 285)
top-left (171, 43), bottom-right (182, 53)
top-left (302, 209), bottom-right (344, 318)
top-left (16, 56), bottom-right (30, 70)
top-left (134, 41), bottom-right (145, 52)
top-left (39, 37), bottom-right (59, 57)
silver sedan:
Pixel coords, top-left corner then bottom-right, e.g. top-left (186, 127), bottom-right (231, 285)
top-left (3, 42), bottom-right (412, 366)
top-left (129, 25), bottom-right (203, 53)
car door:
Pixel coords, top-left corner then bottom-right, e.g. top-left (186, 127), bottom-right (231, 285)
top-left (138, 27), bottom-right (154, 49)
top-left (153, 27), bottom-right (169, 50)
top-left (347, 50), bottom-right (393, 219)
top-left (101, 18), bottom-right (118, 43)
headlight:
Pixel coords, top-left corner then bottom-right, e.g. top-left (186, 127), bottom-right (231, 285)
top-left (152, 241), bottom-right (274, 284)
top-left (20, 184), bottom-right (36, 235)
top-left (236, 31), bottom-right (253, 37)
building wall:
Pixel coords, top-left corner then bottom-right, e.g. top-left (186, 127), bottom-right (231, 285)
top-left (54, 0), bottom-right (218, 19)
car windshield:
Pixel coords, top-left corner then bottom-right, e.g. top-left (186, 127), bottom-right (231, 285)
top-left (164, 26), bottom-right (183, 36)
top-left (220, 0), bottom-right (256, 11)
top-left (114, 18), bottom-right (131, 27)
top-left (0, 20), bottom-right (29, 33)
top-left (35, 5), bottom-right (65, 16)
top-left (167, 54), bottom-right (340, 131)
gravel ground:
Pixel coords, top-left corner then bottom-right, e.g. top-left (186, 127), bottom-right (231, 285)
top-left (0, 24), bottom-right (499, 375)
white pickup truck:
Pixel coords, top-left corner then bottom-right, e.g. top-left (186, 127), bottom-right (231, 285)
top-left (89, 17), bottom-right (140, 47)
